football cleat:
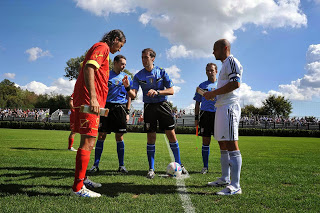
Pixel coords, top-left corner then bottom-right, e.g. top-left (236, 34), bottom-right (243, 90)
top-left (207, 178), bottom-right (230, 187)
top-left (68, 147), bottom-right (77, 152)
top-left (89, 165), bottom-right (99, 173)
top-left (180, 164), bottom-right (189, 175)
top-left (118, 166), bottom-right (128, 174)
top-left (216, 185), bottom-right (242, 195)
top-left (71, 185), bottom-right (101, 198)
top-left (146, 169), bottom-right (155, 179)
top-left (200, 167), bottom-right (208, 174)
top-left (83, 178), bottom-right (102, 188)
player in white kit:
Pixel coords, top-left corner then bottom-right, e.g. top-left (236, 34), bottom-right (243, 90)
top-left (204, 39), bottom-right (243, 195)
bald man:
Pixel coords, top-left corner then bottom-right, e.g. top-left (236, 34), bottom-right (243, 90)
top-left (204, 39), bottom-right (243, 195)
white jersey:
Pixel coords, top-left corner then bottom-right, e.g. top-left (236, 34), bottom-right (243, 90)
top-left (215, 55), bottom-right (243, 107)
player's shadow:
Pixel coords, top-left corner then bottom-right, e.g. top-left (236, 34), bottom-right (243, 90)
top-left (95, 182), bottom-right (178, 197)
top-left (0, 183), bottom-right (68, 197)
top-left (91, 169), bottom-right (151, 177)
top-left (0, 166), bottom-right (74, 181)
top-left (0, 166), bottom-right (74, 196)
top-left (10, 147), bottom-right (66, 151)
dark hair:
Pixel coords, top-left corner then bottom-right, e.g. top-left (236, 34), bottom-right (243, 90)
top-left (142, 48), bottom-right (156, 58)
top-left (206, 63), bottom-right (217, 71)
top-left (114, 55), bottom-right (126, 62)
top-left (101, 29), bottom-right (126, 46)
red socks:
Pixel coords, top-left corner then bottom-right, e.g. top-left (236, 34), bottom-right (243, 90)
top-left (68, 138), bottom-right (74, 149)
top-left (72, 148), bottom-right (91, 192)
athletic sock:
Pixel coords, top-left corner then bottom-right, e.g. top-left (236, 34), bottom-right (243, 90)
top-left (94, 140), bottom-right (104, 167)
top-left (170, 141), bottom-right (181, 165)
top-left (229, 150), bottom-right (242, 189)
top-left (202, 145), bottom-right (210, 168)
top-left (68, 138), bottom-right (74, 149)
top-left (72, 148), bottom-right (91, 192)
top-left (147, 144), bottom-right (155, 170)
top-left (117, 141), bottom-right (125, 167)
top-left (220, 150), bottom-right (230, 182)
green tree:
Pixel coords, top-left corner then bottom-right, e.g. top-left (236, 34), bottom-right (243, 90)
top-left (241, 104), bottom-right (261, 116)
top-left (261, 95), bottom-right (292, 117)
top-left (64, 52), bottom-right (87, 80)
top-left (35, 94), bottom-right (69, 114)
top-left (64, 52), bottom-right (134, 80)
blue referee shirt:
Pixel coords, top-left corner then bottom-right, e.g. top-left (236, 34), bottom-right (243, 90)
top-left (132, 66), bottom-right (174, 103)
top-left (106, 70), bottom-right (132, 104)
top-left (193, 80), bottom-right (217, 112)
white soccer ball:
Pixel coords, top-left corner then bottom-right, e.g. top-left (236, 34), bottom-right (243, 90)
top-left (166, 162), bottom-right (182, 178)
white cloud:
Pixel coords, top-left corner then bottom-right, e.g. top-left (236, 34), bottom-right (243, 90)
top-left (165, 65), bottom-right (185, 84)
top-left (25, 47), bottom-right (52, 61)
top-left (139, 13), bottom-right (152, 25)
top-left (18, 78), bottom-right (76, 95)
top-left (73, 0), bottom-right (307, 58)
top-left (239, 44), bottom-right (320, 106)
top-left (262, 30), bottom-right (268, 34)
top-left (3, 73), bottom-right (16, 79)
top-left (74, 0), bottom-right (135, 16)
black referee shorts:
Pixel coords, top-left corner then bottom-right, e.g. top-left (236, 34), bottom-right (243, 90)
top-left (99, 102), bottom-right (127, 134)
top-left (199, 110), bottom-right (215, 137)
top-left (144, 101), bottom-right (175, 132)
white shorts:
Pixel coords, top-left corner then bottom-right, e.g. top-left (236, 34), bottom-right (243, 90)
top-left (214, 103), bottom-right (241, 141)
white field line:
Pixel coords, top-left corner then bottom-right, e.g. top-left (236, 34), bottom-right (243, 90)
top-left (163, 135), bottom-right (195, 213)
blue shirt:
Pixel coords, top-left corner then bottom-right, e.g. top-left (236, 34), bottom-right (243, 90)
top-left (132, 66), bottom-right (174, 103)
top-left (193, 80), bottom-right (217, 112)
top-left (106, 70), bottom-right (132, 104)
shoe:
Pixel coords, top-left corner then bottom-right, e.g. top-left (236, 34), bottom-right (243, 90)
top-left (216, 185), bottom-right (242, 195)
top-left (89, 165), bottom-right (99, 173)
top-left (180, 164), bottom-right (189, 175)
top-left (68, 147), bottom-right (77, 151)
top-left (207, 178), bottom-right (230, 187)
top-left (83, 178), bottom-right (102, 188)
top-left (200, 167), bottom-right (208, 174)
top-left (71, 185), bottom-right (101, 198)
top-left (146, 169), bottom-right (155, 179)
top-left (118, 166), bottom-right (128, 174)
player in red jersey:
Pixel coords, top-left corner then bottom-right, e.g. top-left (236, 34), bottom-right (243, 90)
top-left (68, 93), bottom-right (77, 151)
top-left (71, 29), bottom-right (126, 198)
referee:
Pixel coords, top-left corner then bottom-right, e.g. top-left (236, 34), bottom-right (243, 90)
top-left (193, 63), bottom-right (218, 174)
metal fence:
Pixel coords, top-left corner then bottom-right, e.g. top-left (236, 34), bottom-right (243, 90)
top-left (2, 111), bottom-right (320, 131)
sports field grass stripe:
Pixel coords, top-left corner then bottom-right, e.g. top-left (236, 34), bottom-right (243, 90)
top-left (163, 134), bottom-right (196, 213)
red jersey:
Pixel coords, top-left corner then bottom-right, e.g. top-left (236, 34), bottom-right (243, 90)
top-left (73, 42), bottom-right (110, 108)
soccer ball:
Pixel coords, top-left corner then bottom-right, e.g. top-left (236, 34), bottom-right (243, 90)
top-left (166, 162), bottom-right (182, 178)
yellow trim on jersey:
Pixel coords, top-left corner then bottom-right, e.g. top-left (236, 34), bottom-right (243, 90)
top-left (107, 55), bottom-right (109, 61)
top-left (86, 60), bottom-right (100, 70)
top-left (80, 61), bottom-right (83, 68)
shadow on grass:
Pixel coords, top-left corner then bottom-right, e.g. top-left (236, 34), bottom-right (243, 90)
top-left (0, 166), bottom-right (213, 197)
top-left (0, 183), bottom-right (68, 197)
top-left (10, 147), bottom-right (66, 151)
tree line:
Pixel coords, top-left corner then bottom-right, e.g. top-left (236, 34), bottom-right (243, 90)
top-left (0, 79), bottom-right (70, 114)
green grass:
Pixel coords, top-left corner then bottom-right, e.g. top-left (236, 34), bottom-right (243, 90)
top-left (0, 128), bottom-right (319, 212)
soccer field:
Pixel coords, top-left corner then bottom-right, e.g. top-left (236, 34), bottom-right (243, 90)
top-left (0, 129), bottom-right (319, 212)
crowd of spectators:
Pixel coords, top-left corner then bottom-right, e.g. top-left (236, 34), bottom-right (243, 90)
top-left (0, 108), bottom-right (49, 120)
top-left (240, 115), bottom-right (320, 126)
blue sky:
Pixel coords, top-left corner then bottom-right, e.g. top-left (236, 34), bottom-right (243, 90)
top-left (1, 0), bottom-right (320, 117)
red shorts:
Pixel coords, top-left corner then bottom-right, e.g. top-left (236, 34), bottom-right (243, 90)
top-left (73, 108), bottom-right (100, 137)
top-left (70, 108), bottom-right (75, 131)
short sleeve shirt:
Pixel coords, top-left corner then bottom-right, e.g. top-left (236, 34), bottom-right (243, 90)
top-left (132, 66), bottom-right (174, 103)
top-left (215, 55), bottom-right (243, 107)
top-left (73, 42), bottom-right (110, 108)
top-left (106, 70), bottom-right (132, 104)
top-left (193, 80), bottom-right (217, 112)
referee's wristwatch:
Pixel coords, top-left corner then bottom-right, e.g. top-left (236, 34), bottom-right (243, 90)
top-left (156, 90), bottom-right (160, 96)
